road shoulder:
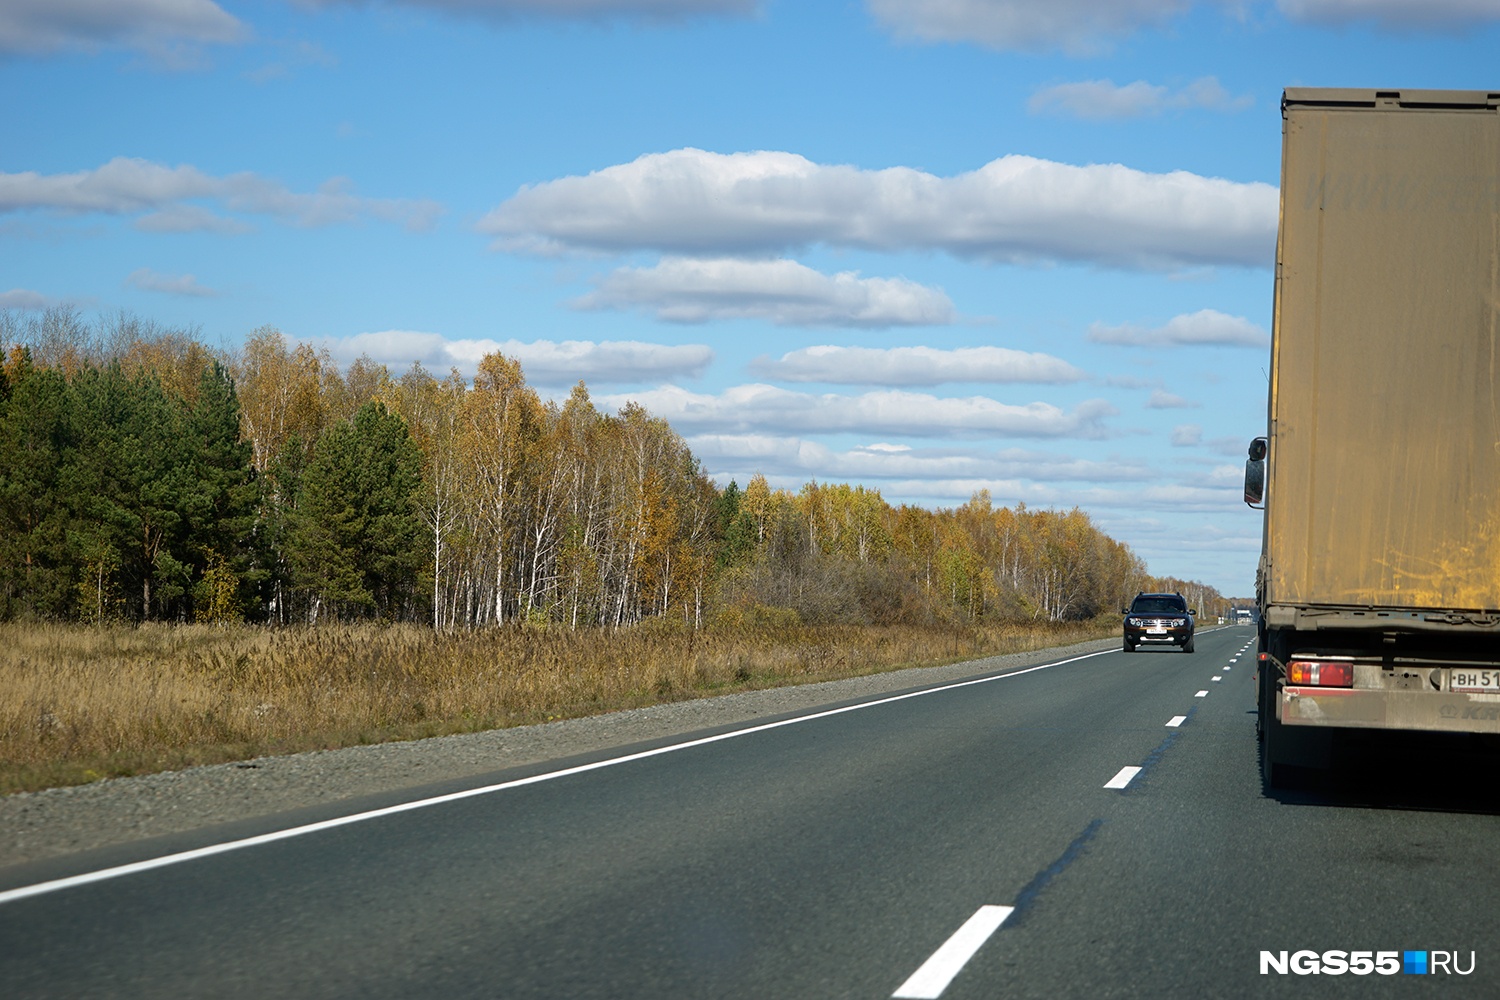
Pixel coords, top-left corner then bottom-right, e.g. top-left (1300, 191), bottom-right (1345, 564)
top-left (0, 635), bottom-right (1123, 869)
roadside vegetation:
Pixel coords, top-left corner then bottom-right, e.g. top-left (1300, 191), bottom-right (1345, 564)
top-left (0, 618), bottom-right (1116, 795)
top-left (0, 308), bottom-right (1237, 793)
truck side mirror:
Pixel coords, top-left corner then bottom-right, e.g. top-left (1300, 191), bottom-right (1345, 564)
top-left (1244, 436), bottom-right (1267, 508)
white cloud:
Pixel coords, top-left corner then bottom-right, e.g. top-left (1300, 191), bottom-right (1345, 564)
top-left (317, 331), bottom-right (714, 384)
top-left (132, 204), bottom-right (254, 234)
top-left (1277, 0), bottom-right (1500, 29)
top-left (866, 0), bottom-right (1192, 54)
top-left (1147, 389), bottom-right (1200, 409)
top-left (1088, 308), bottom-right (1269, 347)
top-left (0, 158), bottom-right (443, 232)
top-left (575, 257), bottom-right (955, 327)
top-left (691, 433), bottom-right (1152, 484)
top-left (749, 345), bottom-right (1086, 386)
top-left (245, 40), bottom-right (338, 84)
top-left (0, 288), bottom-right (56, 310)
top-left (1104, 374), bottom-right (1162, 389)
top-left (1029, 77), bottom-right (1253, 120)
top-left (596, 383), bottom-right (1119, 438)
top-left (1170, 424), bottom-right (1204, 446)
top-left (125, 267), bottom-right (219, 297)
top-left (479, 148), bottom-right (1277, 270)
top-left (868, 1), bottom-right (1500, 51)
top-left (0, 0), bottom-right (245, 56)
top-left (1208, 434), bottom-right (1255, 457)
top-left (300, 0), bottom-right (756, 19)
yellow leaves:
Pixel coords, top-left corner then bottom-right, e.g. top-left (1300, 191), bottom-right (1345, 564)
top-left (235, 328), bottom-right (335, 471)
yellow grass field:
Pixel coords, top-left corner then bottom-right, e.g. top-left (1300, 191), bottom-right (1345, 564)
top-left (0, 619), bottom-right (1113, 795)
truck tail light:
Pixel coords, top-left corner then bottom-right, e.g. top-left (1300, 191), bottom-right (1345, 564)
top-left (1287, 659), bottom-right (1354, 687)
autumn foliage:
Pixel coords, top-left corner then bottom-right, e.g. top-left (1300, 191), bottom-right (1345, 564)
top-left (0, 309), bottom-right (1235, 629)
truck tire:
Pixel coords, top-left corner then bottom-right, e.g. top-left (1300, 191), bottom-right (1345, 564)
top-left (1259, 633), bottom-right (1333, 788)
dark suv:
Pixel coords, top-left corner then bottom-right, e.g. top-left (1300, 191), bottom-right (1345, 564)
top-left (1122, 592), bottom-right (1195, 653)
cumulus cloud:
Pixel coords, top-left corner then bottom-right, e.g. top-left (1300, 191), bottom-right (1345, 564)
top-left (300, 0), bottom-right (756, 18)
top-left (125, 267), bottom-right (219, 297)
top-left (749, 345), bottom-right (1085, 386)
top-left (574, 257), bottom-right (955, 327)
top-left (1104, 374), bottom-right (1162, 389)
top-left (1147, 389), bottom-right (1200, 409)
top-left (866, 0), bottom-right (1192, 54)
top-left (245, 40), bottom-right (338, 84)
top-left (0, 288), bottom-right (56, 310)
top-left (317, 330), bottom-right (713, 384)
top-left (690, 433), bottom-right (1151, 484)
top-left (480, 148), bottom-right (1276, 270)
top-left (0, 0), bottom-right (246, 56)
top-left (0, 158), bottom-right (443, 232)
top-left (1029, 77), bottom-right (1253, 120)
top-left (1088, 308), bottom-right (1269, 347)
top-left (1170, 424), bottom-right (1204, 446)
top-left (1277, 0), bottom-right (1500, 29)
top-left (595, 383), bottom-right (1118, 438)
top-left (869, 1), bottom-right (1500, 51)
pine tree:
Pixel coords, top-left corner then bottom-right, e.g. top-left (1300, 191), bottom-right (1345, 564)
top-left (288, 402), bottom-right (427, 620)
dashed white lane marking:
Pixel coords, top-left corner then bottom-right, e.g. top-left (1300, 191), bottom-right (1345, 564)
top-left (1211, 676), bottom-right (1223, 683)
top-left (1166, 715), bottom-right (1187, 728)
top-left (0, 646), bottom-right (1122, 908)
top-left (893, 905), bottom-right (1015, 999)
top-left (1104, 766), bottom-right (1143, 789)
top-left (1195, 690), bottom-right (1208, 697)
top-left (1223, 666), bottom-right (1232, 672)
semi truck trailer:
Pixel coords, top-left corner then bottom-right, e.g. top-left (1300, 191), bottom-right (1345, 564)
top-left (1245, 88), bottom-right (1500, 786)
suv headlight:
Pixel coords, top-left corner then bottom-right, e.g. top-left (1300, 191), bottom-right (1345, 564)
top-left (1172, 618), bottom-right (1187, 627)
top-left (1127, 617), bottom-right (1142, 626)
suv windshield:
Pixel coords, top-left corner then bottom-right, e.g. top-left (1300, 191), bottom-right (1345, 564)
top-left (1130, 597), bottom-right (1187, 615)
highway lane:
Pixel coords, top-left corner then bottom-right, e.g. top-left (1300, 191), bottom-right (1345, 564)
top-left (3, 624), bottom-right (1499, 998)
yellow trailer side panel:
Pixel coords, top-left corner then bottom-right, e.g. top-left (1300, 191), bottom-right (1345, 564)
top-left (1267, 100), bottom-right (1500, 610)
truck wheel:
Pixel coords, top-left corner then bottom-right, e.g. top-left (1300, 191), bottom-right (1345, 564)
top-left (1181, 636), bottom-right (1195, 654)
top-left (1259, 653), bottom-right (1332, 788)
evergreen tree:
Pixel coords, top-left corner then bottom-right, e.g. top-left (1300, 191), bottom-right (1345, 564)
top-left (288, 402), bottom-right (427, 620)
top-left (713, 479), bottom-right (755, 569)
top-left (0, 352), bottom-right (76, 618)
top-left (186, 362), bottom-right (258, 621)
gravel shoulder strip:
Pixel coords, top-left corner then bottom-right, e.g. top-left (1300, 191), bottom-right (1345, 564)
top-left (0, 636), bottom-right (1122, 869)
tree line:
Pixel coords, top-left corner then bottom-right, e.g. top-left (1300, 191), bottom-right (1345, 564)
top-left (0, 308), bottom-right (1236, 628)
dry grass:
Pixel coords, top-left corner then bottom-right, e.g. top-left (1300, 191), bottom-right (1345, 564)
top-left (0, 618), bottom-right (1113, 795)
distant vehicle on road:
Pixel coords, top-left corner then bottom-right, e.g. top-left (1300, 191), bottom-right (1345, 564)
top-left (1245, 88), bottom-right (1500, 787)
top-left (1122, 592), bottom-right (1196, 654)
top-left (1233, 608), bottom-right (1253, 625)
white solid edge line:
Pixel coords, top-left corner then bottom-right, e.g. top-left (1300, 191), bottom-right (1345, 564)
top-left (1166, 715), bottom-right (1187, 728)
top-left (0, 648), bottom-right (1118, 907)
top-left (892, 905), bottom-right (1014, 999)
top-left (1104, 765), bottom-right (1142, 789)
top-left (1195, 690), bottom-right (1208, 697)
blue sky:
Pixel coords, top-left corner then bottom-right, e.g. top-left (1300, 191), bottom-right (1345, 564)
top-left (3, 0), bottom-right (1498, 595)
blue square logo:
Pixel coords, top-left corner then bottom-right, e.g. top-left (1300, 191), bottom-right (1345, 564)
top-left (1404, 950), bottom-right (1428, 975)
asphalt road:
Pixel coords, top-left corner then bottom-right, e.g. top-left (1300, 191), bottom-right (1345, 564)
top-left (4, 624), bottom-right (1500, 998)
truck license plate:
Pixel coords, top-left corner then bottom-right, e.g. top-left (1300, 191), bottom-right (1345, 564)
top-left (1450, 669), bottom-right (1500, 693)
